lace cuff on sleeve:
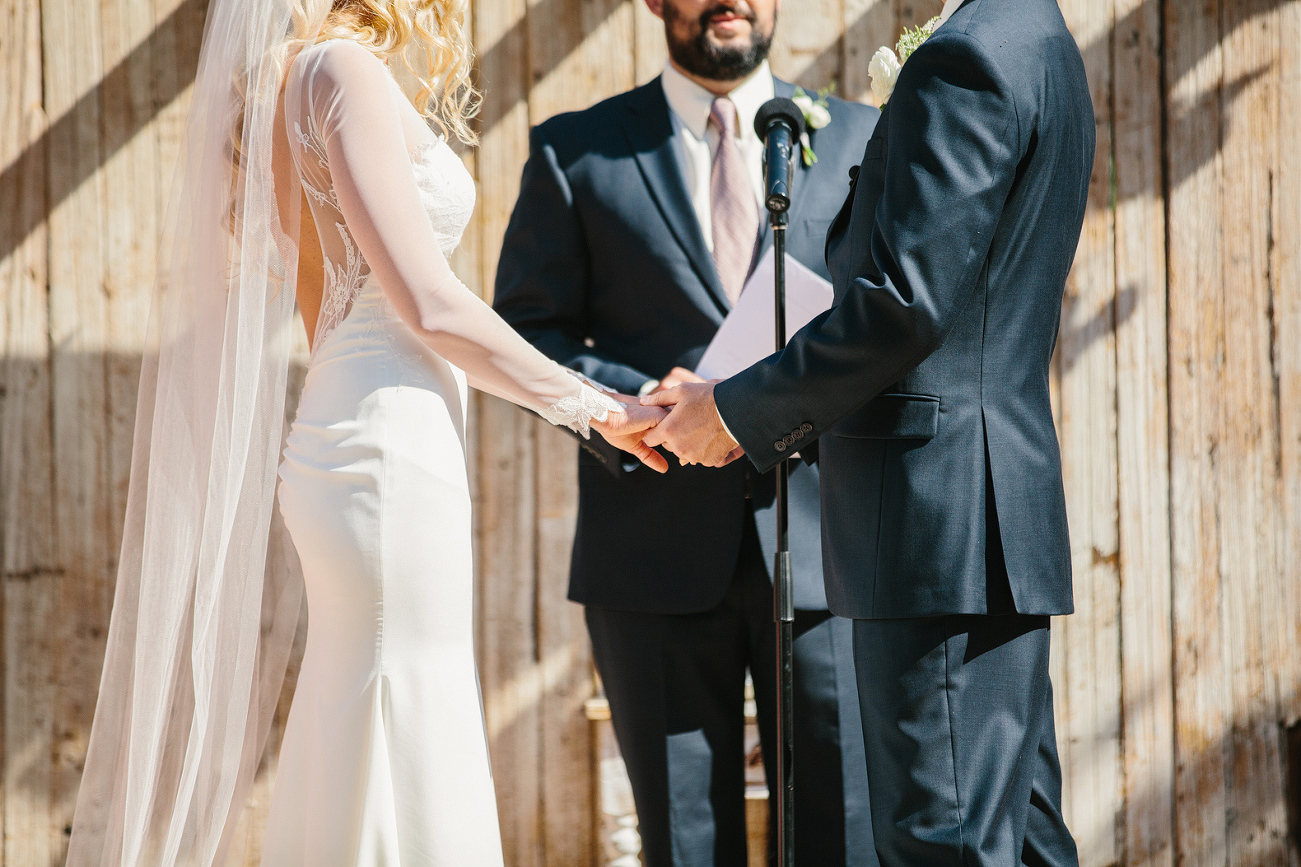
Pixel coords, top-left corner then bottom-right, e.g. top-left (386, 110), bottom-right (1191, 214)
top-left (537, 372), bottom-right (625, 439)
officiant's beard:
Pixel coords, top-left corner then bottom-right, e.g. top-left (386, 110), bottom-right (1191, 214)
top-left (664, 3), bottom-right (775, 82)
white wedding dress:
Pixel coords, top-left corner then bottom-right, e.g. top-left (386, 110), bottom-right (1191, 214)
top-left (263, 40), bottom-right (618, 866)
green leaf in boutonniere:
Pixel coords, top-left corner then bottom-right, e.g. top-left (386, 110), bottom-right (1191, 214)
top-left (870, 15), bottom-right (942, 105)
top-left (896, 16), bottom-right (942, 62)
top-left (791, 84), bottom-right (834, 167)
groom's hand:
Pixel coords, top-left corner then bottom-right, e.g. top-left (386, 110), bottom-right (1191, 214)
top-left (640, 382), bottom-right (744, 468)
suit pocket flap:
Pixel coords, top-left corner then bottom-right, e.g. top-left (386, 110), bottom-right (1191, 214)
top-left (833, 394), bottom-right (940, 440)
top-left (802, 217), bottom-right (833, 242)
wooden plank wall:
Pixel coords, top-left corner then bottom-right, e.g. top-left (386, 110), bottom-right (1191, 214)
top-left (1, 1), bottom-right (1299, 865)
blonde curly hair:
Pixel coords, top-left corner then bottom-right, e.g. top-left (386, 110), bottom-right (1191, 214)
top-left (289, 0), bottom-right (480, 145)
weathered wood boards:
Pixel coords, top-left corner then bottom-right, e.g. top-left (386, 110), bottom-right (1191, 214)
top-left (1056, 0), bottom-right (1124, 861)
top-left (42, 0), bottom-right (112, 860)
top-left (1167, 0), bottom-right (1292, 864)
top-left (1112, 0), bottom-right (1175, 862)
top-left (2, 0), bottom-right (56, 861)
top-left (1277, 0), bottom-right (1301, 752)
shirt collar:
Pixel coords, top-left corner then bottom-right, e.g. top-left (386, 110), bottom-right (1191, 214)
top-left (937, 0), bottom-right (964, 26)
top-left (661, 59), bottom-right (775, 141)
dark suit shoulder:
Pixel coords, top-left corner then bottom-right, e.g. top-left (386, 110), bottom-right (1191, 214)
top-left (824, 93), bottom-right (879, 128)
top-left (935, 0), bottom-right (1079, 84)
top-left (821, 95), bottom-right (880, 149)
top-left (920, 0), bottom-right (1088, 148)
top-left (530, 80), bottom-right (661, 163)
top-left (796, 93), bottom-right (879, 170)
top-left (773, 78), bottom-right (879, 136)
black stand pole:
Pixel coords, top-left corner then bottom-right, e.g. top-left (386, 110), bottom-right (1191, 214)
top-left (754, 96), bottom-right (803, 867)
top-left (770, 214), bottom-right (796, 867)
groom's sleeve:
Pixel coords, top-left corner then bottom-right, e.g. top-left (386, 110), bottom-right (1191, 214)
top-left (715, 30), bottom-right (1025, 474)
top-left (493, 124), bottom-right (655, 397)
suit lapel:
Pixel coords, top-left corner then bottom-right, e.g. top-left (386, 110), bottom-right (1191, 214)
top-left (755, 78), bottom-right (815, 264)
top-left (621, 81), bottom-right (731, 315)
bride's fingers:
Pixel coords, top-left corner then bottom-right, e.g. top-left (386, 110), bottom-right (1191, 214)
top-left (617, 404), bottom-right (666, 433)
top-left (630, 440), bottom-right (668, 473)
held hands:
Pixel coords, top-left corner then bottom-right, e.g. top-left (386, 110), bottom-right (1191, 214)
top-left (640, 382), bottom-right (745, 468)
top-left (588, 376), bottom-right (747, 471)
top-left (591, 401), bottom-right (670, 473)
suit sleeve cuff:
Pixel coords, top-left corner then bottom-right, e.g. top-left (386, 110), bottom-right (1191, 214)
top-left (716, 403), bottom-right (739, 445)
top-left (715, 370), bottom-right (817, 474)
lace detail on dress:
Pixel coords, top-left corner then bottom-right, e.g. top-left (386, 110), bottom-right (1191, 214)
top-left (295, 115), bottom-right (370, 355)
top-left (287, 40), bottom-right (585, 437)
top-left (410, 141), bottom-right (476, 258)
top-left (315, 222), bottom-right (369, 353)
top-left (536, 378), bottom-right (625, 439)
top-left (294, 119), bottom-right (338, 210)
top-left (294, 116), bottom-right (474, 356)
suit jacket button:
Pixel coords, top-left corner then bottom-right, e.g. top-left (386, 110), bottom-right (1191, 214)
top-left (783, 435), bottom-right (796, 446)
top-left (801, 423), bottom-right (813, 433)
top-left (848, 165), bottom-right (859, 182)
top-left (774, 441), bottom-right (787, 452)
top-left (793, 430), bottom-right (804, 440)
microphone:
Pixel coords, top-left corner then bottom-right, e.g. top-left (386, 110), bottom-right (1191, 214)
top-left (753, 97), bottom-right (806, 215)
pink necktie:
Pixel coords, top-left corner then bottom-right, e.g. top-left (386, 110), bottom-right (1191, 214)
top-left (709, 97), bottom-right (759, 305)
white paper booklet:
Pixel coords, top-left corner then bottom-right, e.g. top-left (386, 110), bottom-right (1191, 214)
top-left (695, 246), bottom-right (835, 381)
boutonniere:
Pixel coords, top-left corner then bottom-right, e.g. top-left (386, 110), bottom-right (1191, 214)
top-left (791, 84), bottom-right (833, 166)
top-left (869, 16), bottom-right (942, 105)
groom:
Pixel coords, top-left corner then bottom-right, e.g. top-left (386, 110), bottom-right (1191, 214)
top-left (645, 0), bottom-right (1093, 863)
top-left (493, 0), bottom-right (880, 863)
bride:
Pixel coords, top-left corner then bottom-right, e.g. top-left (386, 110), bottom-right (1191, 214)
top-left (66, 0), bottom-right (667, 864)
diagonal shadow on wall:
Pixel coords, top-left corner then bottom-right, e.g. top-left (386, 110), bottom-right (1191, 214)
top-left (0, 0), bottom-right (622, 267)
top-left (1, 0), bottom-right (1289, 268)
top-left (794, 0), bottom-right (1279, 204)
top-left (0, 0), bottom-right (1291, 384)
top-left (0, 0), bottom-right (209, 268)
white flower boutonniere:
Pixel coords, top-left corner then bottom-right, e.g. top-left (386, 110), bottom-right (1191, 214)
top-left (869, 16), bottom-right (942, 105)
top-left (868, 48), bottom-right (902, 105)
top-left (791, 84), bottom-right (834, 166)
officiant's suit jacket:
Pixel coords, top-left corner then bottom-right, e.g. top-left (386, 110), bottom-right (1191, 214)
top-left (494, 77), bottom-right (879, 614)
top-left (715, 0), bottom-right (1094, 620)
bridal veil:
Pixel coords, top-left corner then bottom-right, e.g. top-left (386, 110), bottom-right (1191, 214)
top-left (67, 0), bottom-right (330, 863)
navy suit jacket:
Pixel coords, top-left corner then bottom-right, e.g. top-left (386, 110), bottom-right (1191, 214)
top-left (494, 75), bottom-right (879, 614)
top-left (715, 0), bottom-right (1094, 619)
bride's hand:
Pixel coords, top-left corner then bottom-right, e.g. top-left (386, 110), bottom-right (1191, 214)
top-left (593, 403), bottom-right (670, 473)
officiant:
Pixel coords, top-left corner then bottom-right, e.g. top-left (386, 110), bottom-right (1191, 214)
top-left (492, 2), bottom-right (879, 864)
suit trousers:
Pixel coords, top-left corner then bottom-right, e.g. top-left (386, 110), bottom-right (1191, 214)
top-left (852, 615), bottom-right (1078, 867)
top-left (586, 513), bottom-right (876, 867)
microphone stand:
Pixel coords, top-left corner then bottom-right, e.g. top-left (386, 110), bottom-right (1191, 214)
top-left (761, 133), bottom-right (796, 867)
top-left (754, 96), bottom-right (802, 866)
top-left (770, 207), bottom-right (795, 867)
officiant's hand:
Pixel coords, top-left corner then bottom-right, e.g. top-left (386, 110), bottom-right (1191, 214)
top-left (640, 382), bottom-right (744, 468)
top-left (593, 403), bottom-right (671, 473)
top-left (651, 367), bottom-right (705, 394)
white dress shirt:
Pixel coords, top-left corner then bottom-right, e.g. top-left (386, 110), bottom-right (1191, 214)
top-left (637, 62), bottom-right (777, 398)
top-left (660, 63), bottom-right (775, 443)
top-left (661, 60), bottom-right (774, 253)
